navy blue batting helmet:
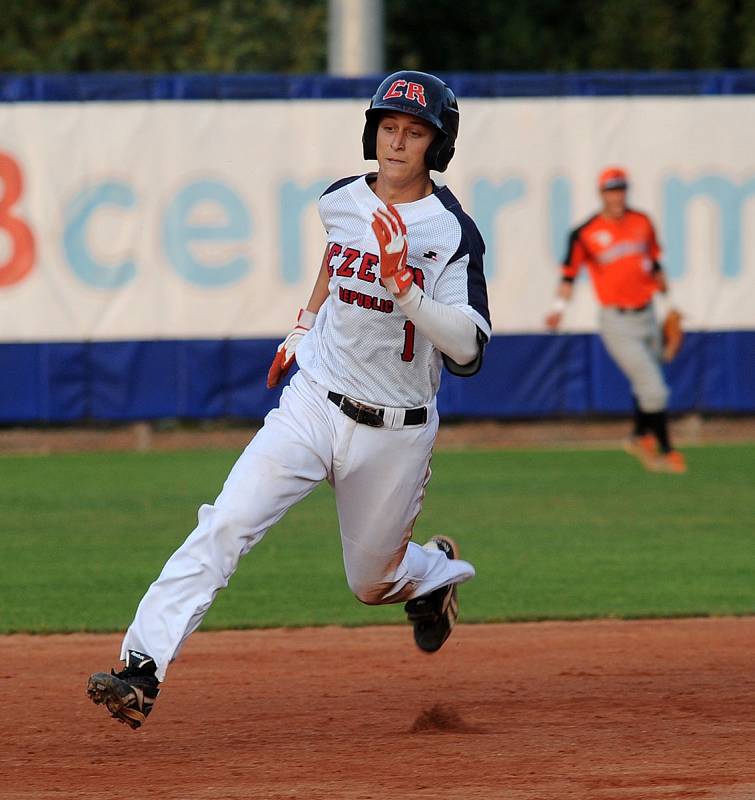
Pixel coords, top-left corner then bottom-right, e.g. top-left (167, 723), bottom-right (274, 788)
top-left (362, 70), bottom-right (459, 172)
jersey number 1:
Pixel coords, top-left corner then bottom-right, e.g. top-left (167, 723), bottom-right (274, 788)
top-left (401, 321), bottom-right (416, 362)
top-left (399, 267), bottom-right (424, 363)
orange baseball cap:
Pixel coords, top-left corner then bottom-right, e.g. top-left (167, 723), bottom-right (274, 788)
top-left (598, 167), bottom-right (628, 190)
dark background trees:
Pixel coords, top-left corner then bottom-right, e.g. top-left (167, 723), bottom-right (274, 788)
top-left (1, 0), bottom-right (754, 72)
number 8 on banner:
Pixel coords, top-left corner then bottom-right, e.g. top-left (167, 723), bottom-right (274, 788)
top-left (0, 152), bottom-right (35, 288)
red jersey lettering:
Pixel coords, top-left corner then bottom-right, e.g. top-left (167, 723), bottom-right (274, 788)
top-left (357, 252), bottom-right (379, 283)
top-left (325, 243), bottom-right (342, 277)
top-left (336, 247), bottom-right (360, 277)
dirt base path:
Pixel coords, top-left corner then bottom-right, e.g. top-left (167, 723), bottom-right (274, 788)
top-left (2, 415), bottom-right (755, 455)
top-left (4, 618), bottom-right (755, 799)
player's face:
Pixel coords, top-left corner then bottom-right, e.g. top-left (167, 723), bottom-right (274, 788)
top-left (601, 187), bottom-right (627, 219)
top-left (375, 112), bottom-right (434, 184)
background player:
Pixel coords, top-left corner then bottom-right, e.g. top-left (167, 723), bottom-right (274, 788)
top-left (545, 167), bottom-right (686, 473)
top-left (87, 70), bottom-right (492, 729)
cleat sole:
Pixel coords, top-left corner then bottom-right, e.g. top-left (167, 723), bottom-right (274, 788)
top-left (86, 673), bottom-right (146, 729)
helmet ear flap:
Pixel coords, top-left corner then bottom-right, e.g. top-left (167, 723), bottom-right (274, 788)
top-left (425, 134), bottom-right (454, 172)
top-left (362, 118), bottom-right (378, 160)
top-left (438, 144), bottom-right (455, 172)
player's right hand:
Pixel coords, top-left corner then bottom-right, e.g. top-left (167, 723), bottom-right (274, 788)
top-left (545, 311), bottom-right (562, 330)
top-left (371, 203), bottom-right (414, 296)
top-left (266, 308), bottom-right (317, 389)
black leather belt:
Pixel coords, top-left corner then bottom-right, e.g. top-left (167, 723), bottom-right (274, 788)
top-left (327, 392), bottom-right (427, 428)
top-left (615, 302), bottom-right (651, 314)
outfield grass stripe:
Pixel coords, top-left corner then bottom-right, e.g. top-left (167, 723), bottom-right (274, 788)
top-left (1, 445), bottom-right (753, 633)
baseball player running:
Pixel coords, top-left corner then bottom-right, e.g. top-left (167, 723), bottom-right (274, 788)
top-left (546, 167), bottom-right (686, 473)
top-left (87, 70), bottom-right (491, 729)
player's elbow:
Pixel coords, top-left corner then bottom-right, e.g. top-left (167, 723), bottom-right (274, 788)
top-left (443, 328), bottom-right (487, 378)
top-left (446, 341), bottom-right (479, 367)
top-left (441, 327), bottom-right (480, 369)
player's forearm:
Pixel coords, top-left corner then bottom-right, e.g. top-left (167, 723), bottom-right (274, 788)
top-left (394, 283), bottom-right (479, 365)
top-left (305, 253), bottom-right (332, 314)
top-left (652, 267), bottom-right (676, 317)
top-left (549, 278), bottom-right (574, 314)
top-left (654, 268), bottom-right (668, 294)
top-left (557, 279), bottom-right (574, 302)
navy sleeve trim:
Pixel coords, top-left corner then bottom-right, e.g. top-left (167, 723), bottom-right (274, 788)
top-left (435, 186), bottom-right (491, 329)
top-left (442, 327), bottom-right (487, 378)
top-left (562, 213), bottom-right (599, 265)
top-left (320, 174), bottom-right (363, 199)
top-left (562, 228), bottom-right (581, 266)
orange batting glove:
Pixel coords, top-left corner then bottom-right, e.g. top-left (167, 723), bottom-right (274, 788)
top-left (371, 203), bottom-right (414, 296)
top-left (266, 308), bottom-right (317, 389)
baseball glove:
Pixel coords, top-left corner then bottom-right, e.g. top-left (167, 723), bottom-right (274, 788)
top-left (662, 309), bottom-right (684, 362)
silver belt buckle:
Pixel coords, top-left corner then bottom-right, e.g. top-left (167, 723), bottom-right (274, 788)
top-left (345, 396), bottom-right (384, 428)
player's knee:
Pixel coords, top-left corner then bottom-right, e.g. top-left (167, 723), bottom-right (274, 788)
top-left (348, 577), bottom-right (391, 606)
top-left (638, 384), bottom-right (669, 413)
top-left (199, 503), bottom-right (243, 539)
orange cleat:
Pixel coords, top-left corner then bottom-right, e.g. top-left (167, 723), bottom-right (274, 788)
top-left (654, 450), bottom-right (687, 474)
top-left (623, 433), bottom-right (658, 471)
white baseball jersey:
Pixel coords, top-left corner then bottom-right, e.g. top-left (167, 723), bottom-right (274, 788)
top-left (295, 174), bottom-right (492, 408)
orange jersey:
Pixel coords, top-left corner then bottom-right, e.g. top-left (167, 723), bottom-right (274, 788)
top-left (562, 209), bottom-right (661, 308)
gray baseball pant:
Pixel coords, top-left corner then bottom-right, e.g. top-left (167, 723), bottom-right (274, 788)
top-left (599, 305), bottom-right (669, 413)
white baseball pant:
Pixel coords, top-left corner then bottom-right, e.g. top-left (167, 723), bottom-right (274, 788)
top-left (122, 371), bottom-right (475, 680)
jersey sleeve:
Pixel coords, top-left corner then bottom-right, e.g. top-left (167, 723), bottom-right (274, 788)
top-left (561, 228), bottom-right (587, 280)
top-left (433, 220), bottom-right (492, 342)
top-left (317, 195), bottom-right (330, 235)
top-left (647, 217), bottom-right (662, 261)
top-left (318, 175), bottom-right (362, 235)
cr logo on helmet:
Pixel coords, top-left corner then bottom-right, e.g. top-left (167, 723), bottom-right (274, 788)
top-left (382, 79), bottom-right (427, 107)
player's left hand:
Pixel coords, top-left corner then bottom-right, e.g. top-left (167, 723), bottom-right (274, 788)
top-left (371, 203), bottom-right (414, 296)
top-left (266, 308), bottom-right (317, 389)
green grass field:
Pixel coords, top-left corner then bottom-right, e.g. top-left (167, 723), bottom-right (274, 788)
top-left (1, 443), bottom-right (753, 633)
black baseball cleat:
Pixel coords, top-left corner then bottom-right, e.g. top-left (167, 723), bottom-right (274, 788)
top-left (86, 650), bottom-right (160, 729)
top-left (405, 536), bottom-right (461, 653)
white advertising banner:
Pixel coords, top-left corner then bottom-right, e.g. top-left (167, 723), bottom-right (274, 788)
top-left (0, 96), bottom-right (753, 342)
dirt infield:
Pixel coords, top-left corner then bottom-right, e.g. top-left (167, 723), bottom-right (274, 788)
top-left (2, 415), bottom-right (755, 455)
top-left (4, 618), bottom-right (755, 799)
